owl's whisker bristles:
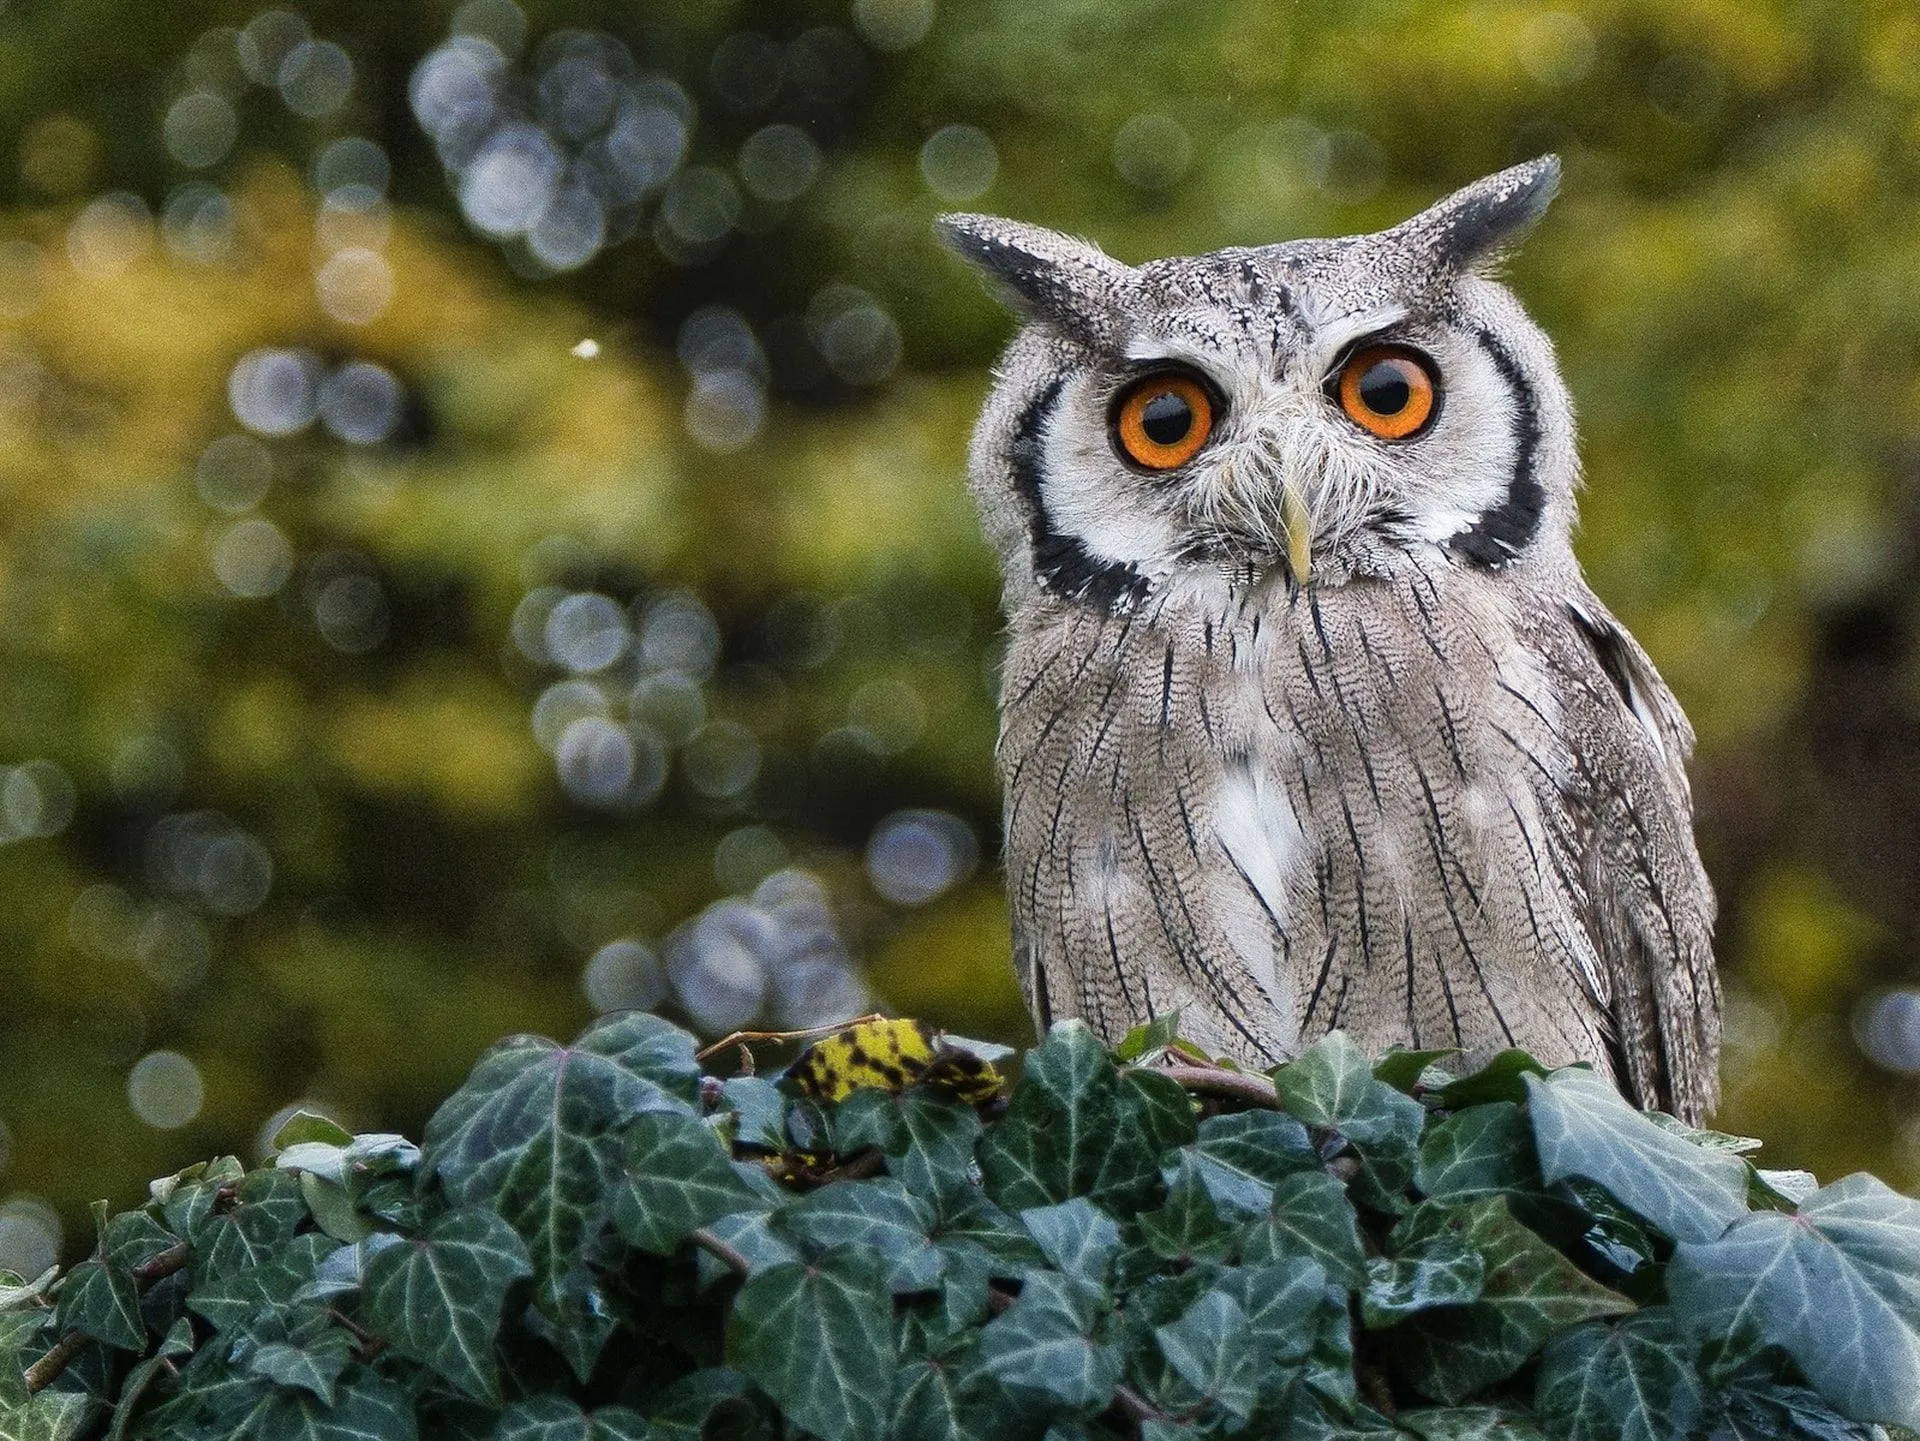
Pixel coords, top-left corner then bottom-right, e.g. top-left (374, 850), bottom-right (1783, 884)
top-left (1187, 420), bottom-right (1395, 585)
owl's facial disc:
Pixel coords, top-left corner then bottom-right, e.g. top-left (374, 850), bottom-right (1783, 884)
top-left (943, 156), bottom-right (1566, 609)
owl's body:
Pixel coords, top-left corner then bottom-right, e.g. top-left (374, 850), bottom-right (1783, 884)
top-left (942, 159), bottom-right (1721, 1122)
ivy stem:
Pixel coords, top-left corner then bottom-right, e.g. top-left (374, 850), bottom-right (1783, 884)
top-left (688, 1226), bottom-right (752, 1277)
top-left (20, 1332), bottom-right (91, 1396)
top-left (23, 1241), bottom-right (190, 1395)
top-left (1150, 1064), bottom-right (1283, 1110)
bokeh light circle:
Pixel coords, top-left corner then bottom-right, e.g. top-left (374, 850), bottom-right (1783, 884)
top-left (164, 92), bottom-right (238, 168)
top-left (582, 938), bottom-right (667, 1012)
top-left (865, 809), bottom-right (978, 906)
top-left (1112, 113), bottom-right (1194, 191)
top-left (918, 124), bottom-right (997, 202)
top-left (196, 434), bottom-right (272, 513)
top-left (851, 0), bottom-right (935, 51)
top-left (228, 348), bottom-right (320, 436)
top-left (212, 517), bottom-right (295, 597)
top-left (318, 361), bottom-right (403, 444)
top-left (127, 1050), bottom-right (205, 1129)
top-left (0, 1197), bottom-right (61, 1279)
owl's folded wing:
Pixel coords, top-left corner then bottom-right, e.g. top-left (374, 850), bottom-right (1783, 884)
top-left (1553, 595), bottom-right (1721, 1124)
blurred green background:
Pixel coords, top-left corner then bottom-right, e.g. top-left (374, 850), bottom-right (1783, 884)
top-left (3, 0), bottom-right (1919, 1269)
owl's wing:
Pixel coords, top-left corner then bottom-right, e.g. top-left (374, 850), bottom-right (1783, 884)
top-left (1548, 593), bottom-right (1720, 1123)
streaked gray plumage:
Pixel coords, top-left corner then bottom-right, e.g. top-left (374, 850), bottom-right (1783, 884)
top-left (938, 158), bottom-right (1721, 1122)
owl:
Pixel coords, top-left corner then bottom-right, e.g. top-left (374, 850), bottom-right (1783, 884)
top-left (938, 157), bottom-right (1721, 1123)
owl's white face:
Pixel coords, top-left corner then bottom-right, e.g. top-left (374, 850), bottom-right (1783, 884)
top-left (943, 158), bottom-right (1579, 608)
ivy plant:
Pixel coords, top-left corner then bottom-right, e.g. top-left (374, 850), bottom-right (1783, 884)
top-left (5, 1011), bottom-right (1919, 1441)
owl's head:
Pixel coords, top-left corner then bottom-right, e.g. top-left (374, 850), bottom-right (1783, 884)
top-left (938, 157), bottom-right (1574, 609)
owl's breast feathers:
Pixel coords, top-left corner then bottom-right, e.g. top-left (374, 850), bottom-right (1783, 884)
top-left (998, 554), bottom-right (1720, 1123)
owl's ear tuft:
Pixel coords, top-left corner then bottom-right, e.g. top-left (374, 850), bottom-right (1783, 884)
top-left (935, 213), bottom-right (1134, 346)
top-left (1397, 155), bottom-right (1561, 274)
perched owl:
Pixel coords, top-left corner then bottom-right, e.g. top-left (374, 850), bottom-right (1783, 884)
top-left (938, 157), bottom-right (1721, 1123)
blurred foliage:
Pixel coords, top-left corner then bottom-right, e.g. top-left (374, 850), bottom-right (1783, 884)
top-left (2, 0), bottom-right (1920, 1268)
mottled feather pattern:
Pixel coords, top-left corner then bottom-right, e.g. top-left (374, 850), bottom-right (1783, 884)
top-left (1002, 552), bottom-right (1715, 1119)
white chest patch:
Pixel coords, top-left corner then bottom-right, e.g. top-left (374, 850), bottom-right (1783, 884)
top-left (1211, 751), bottom-right (1306, 1046)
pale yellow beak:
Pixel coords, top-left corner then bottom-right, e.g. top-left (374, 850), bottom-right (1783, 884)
top-left (1280, 477), bottom-right (1313, 585)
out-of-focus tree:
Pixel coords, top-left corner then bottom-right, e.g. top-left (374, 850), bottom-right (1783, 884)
top-left (3, 0), bottom-right (1920, 1269)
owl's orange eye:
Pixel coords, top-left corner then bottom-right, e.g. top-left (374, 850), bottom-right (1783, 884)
top-left (1112, 373), bottom-right (1215, 470)
top-left (1336, 346), bottom-right (1438, 440)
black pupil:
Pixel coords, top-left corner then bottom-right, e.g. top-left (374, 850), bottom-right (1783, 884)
top-left (1140, 390), bottom-right (1193, 445)
top-left (1358, 361), bottom-right (1412, 415)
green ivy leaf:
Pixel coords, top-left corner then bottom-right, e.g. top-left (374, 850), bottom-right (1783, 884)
top-left (1213, 1258), bottom-right (1330, 1365)
top-left (1534, 1309), bottom-right (1708, 1441)
top-left (155, 1157), bottom-right (247, 1240)
top-left (1399, 1407), bottom-right (1550, 1439)
top-left (1154, 1290), bottom-right (1261, 1423)
top-left (777, 1180), bottom-right (942, 1293)
top-left (612, 1112), bottom-right (767, 1255)
top-left (120, 1343), bottom-right (269, 1436)
top-left (1374, 1048), bottom-right (1464, 1094)
top-left (246, 1329), bottom-right (358, 1405)
top-left (1436, 1052), bottom-right (1552, 1109)
top-left (972, 1271), bottom-right (1120, 1414)
top-left (1669, 1173), bottom-right (1920, 1428)
top-left (1274, 1032), bottom-right (1425, 1195)
top-left (1706, 1373), bottom-right (1882, 1439)
top-left (53, 1258), bottom-right (144, 1351)
top-left (187, 1168), bottom-right (312, 1320)
top-left (104, 1318), bottom-right (193, 1441)
top-left (642, 1368), bottom-right (761, 1441)
top-left (718, 1076), bottom-right (789, 1152)
top-left (188, 1232), bottom-right (338, 1333)
top-left (0, 1310), bottom-right (47, 1410)
top-left (1553, 1179), bottom-right (1663, 1295)
top-left (889, 1091), bottom-right (986, 1199)
top-left (521, 1262), bottom-right (620, 1384)
top-left (933, 1188), bottom-right (1047, 1279)
top-left (729, 1245), bottom-right (896, 1441)
top-left (356, 1206), bottom-right (532, 1403)
top-left (489, 1396), bottom-right (651, 1441)
top-left (1020, 1198), bottom-right (1122, 1285)
top-left (1114, 1014), bottom-right (1182, 1063)
top-left (0, 1390), bottom-right (96, 1441)
top-left (1185, 1110), bottom-right (1320, 1217)
top-left (1361, 1235), bottom-right (1485, 1328)
top-left (103, 1212), bottom-right (177, 1274)
top-left (1136, 1157), bottom-right (1237, 1263)
top-left (1525, 1069), bottom-right (1748, 1244)
top-left (1389, 1196), bottom-right (1634, 1403)
top-left (836, 1086), bottom-right (988, 1200)
top-left (840, 1089), bottom-right (990, 1204)
top-left (978, 1022), bottom-right (1169, 1212)
top-left (297, 1174), bottom-right (373, 1245)
top-left (1120, 1070), bottom-right (1198, 1158)
top-left (890, 1358), bottom-right (1017, 1441)
top-left (1417, 1103), bottom-right (1541, 1204)
top-left (421, 1014), bottom-right (697, 1330)
top-left (1750, 1168), bottom-right (1819, 1210)
top-left (1641, 1114), bottom-right (1763, 1156)
top-left (695, 1210), bottom-right (800, 1287)
top-left (250, 1370), bottom-right (419, 1440)
top-left (832, 1088), bottom-right (907, 1155)
top-left (1242, 1170), bottom-right (1367, 1288)
top-left (272, 1112), bottom-right (356, 1151)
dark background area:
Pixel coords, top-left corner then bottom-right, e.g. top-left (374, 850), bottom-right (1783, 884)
top-left (2, 0), bottom-right (1919, 1271)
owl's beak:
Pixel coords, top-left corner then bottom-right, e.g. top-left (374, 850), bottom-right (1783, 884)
top-left (1281, 477), bottom-right (1313, 584)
